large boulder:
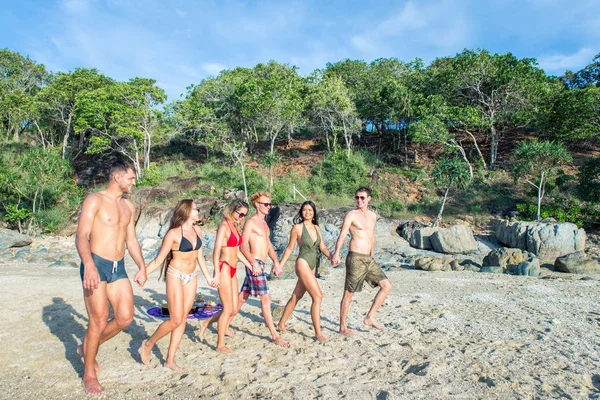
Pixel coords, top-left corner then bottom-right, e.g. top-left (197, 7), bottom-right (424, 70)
top-left (430, 225), bottom-right (478, 254)
top-left (0, 228), bottom-right (32, 249)
top-left (397, 220), bottom-right (428, 244)
top-left (410, 227), bottom-right (437, 250)
top-left (495, 220), bottom-right (586, 263)
top-left (135, 205), bottom-right (173, 241)
top-left (482, 247), bottom-right (536, 269)
top-left (554, 251), bottom-right (600, 275)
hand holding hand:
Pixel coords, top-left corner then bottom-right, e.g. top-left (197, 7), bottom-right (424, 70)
top-left (133, 269), bottom-right (147, 287)
top-left (272, 263), bottom-right (283, 277)
top-left (330, 254), bottom-right (340, 267)
top-left (208, 277), bottom-right (219, 288)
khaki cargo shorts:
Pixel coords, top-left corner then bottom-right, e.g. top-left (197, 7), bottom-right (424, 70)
top-left (344, 252), bottom-right (388, 292)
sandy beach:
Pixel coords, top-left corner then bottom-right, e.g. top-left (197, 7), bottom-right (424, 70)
top-left (1, 257), bottom-right (599, 399)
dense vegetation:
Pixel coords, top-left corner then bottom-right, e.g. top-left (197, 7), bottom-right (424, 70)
top-left (1, 48), bottom-right (599, 234)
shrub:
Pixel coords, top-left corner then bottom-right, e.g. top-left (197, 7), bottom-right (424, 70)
top-left (516, 203), bottom-right (585, 227)
top-left (310, 151), bottom-right (371, 195)
top-left (578, 157), bottom-right (600, 202)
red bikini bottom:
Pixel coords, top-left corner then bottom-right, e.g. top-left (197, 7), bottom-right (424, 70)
top-left (219, 260), bottom-right (237, 279)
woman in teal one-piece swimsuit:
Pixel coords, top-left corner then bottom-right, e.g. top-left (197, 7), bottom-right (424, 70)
top-left (277, 201), bottom-right (331, 342)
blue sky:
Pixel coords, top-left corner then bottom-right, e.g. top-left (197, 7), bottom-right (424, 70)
top-left (2, 0), bottom-right (599, 101)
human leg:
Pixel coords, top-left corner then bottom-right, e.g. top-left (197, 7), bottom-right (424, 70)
top-left (296, 261), bottom-right (325, 341)
top-left (141, 275), bottom-right (185, 365)
top-left (164, 276), bottom-right (197, 372)
top-left (339, 290), bottom-right (358, 336)
top-left (216, 266), bottom-right (234, 352)
top-left (82, 283), bottom-right (109, 395)
top-left (103, 278), bottom-right (134, 341)
top-left (224, 274), bottom-right (239, 337)
top-left (258, 293), bottom-right (290, 347)
top-left (364, 279), bottom-right (392, 330)
top-left (277, 278), bottom-right (306, 333)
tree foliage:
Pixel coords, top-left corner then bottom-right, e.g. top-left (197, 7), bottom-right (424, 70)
top-left (511, 140), bottom-right (572, 220)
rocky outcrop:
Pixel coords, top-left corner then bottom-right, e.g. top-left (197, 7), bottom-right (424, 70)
top-left (495, 220), bottom-right (586, 263)
top-left (414, 256), bottom-right (481, 272)
top-left (481, 247), bottom-right (541, 277)
top-left (554, 251), bottom-right (600, 275)
top-left (0, 228), bottom-right (32, 249)
top-left (482, 247), bottom-right (537, 270)
top-left (430, 225), bottom-right (478, 254)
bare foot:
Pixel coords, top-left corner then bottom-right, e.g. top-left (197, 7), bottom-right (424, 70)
top-left (216, 345), bottom-right (233, 353)
top-left (140, 340), bottom-right (152, 365)
top-left (315, 335), bottom-right (327, 343)
top-left (364, 317), bottom-right (384, 330)
top-left (83, 376), bottom-right (104, 395)
top-left (339, 328), bottom-right (359, 337)
top-left (225, 327), bottom-right (236, 337)
top-left (77, 344), bottom-right (100, 376)
top-left (198, 319), bottom-right (211, 342)
top-left (164, 361), bottom-right (183, 373)
top-left (272, 335), bottom-right (290, 347)
top-left (277, 324), bottom-right (290, 334)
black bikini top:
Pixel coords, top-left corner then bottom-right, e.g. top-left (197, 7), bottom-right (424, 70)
top-left (174, 226), bottom-right (202, 252)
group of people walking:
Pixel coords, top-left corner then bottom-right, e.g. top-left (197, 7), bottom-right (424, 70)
top-left (76, 161), bottom-right (392, 395)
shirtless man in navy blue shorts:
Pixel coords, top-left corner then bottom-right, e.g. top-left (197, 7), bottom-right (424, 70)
top-left (75, 160), bottom-right (147, 395)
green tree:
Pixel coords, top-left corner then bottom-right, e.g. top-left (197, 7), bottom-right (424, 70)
top-left (426, 49), bottom-right (548, 166)
top-left (37, 68), bottom-right (113, 157)
top-left (578, 156), bottom-right (600, 203)
top-left (0, 49), bottom-right (48, 141)
top-left (0, 145), bottom-right (79, 233)
top-left (75, 78), bottom-right (166, 177)
top-left (511, 140), bottom-right (572, 220)
top-left (563, 53), bottom-right (600, 89)
top-left (431, 157), bottom-right (471, 227)
top-left (307, 73), bottom-right (358, 157)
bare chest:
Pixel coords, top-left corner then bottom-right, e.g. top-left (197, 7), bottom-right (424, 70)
top-left (96, 201), bottom-right (131, 228)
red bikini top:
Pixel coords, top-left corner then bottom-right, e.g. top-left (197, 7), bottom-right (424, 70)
top-left (223, 220), bottom-right (242, 247)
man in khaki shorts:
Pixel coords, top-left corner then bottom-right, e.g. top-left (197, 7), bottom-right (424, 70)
top-left (331, 187), bottom-right (392, 336)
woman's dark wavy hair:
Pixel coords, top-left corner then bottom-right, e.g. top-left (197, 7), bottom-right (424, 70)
top-left (293, 200), bottom-right (319, 225)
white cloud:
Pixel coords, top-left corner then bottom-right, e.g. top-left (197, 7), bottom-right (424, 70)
top-left (538, 47), bottom-right (597, 73)
top-left (349, 0), bottom-right (471, 60)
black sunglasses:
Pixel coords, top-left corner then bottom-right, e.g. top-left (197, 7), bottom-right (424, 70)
top-left (355, 195), bottom-right (367, 200)
top-left (258, 202), bottom-right (272, 207)
top-left (236, 211), bottom-right (247, 218)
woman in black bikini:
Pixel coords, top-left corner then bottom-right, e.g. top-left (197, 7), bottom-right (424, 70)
top-left (141, 199), bottom-right (216, 371)
top-left (199, 199), bottom-right (251, 353)
top-left (277, 201), bottom-right (331, 342)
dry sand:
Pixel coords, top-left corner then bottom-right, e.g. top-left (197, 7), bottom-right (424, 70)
top-left (1, 258), bottom-right (599, 399)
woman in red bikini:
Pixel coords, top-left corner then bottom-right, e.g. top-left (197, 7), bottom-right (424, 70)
top-left (199, 199), bottom-right (251, 353)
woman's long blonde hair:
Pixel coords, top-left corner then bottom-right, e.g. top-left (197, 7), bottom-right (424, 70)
top-left (159, 199), bottom-right (194, 281)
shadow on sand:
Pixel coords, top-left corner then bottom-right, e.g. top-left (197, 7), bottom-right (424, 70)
top-left (41, 297), bottom-right (87, 378)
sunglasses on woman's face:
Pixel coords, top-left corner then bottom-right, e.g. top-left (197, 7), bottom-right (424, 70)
top-left (258, 202), bottom-right (272, 208)
top-left (355, 195), bottom-right (367, 200)
top-left (236, 211), bottom-right (247, 218)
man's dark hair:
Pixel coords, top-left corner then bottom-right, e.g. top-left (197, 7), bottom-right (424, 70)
top-left (355, 186), bottom-right (372, 196)
top-left (109, 160), bottom-right (135, 179)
